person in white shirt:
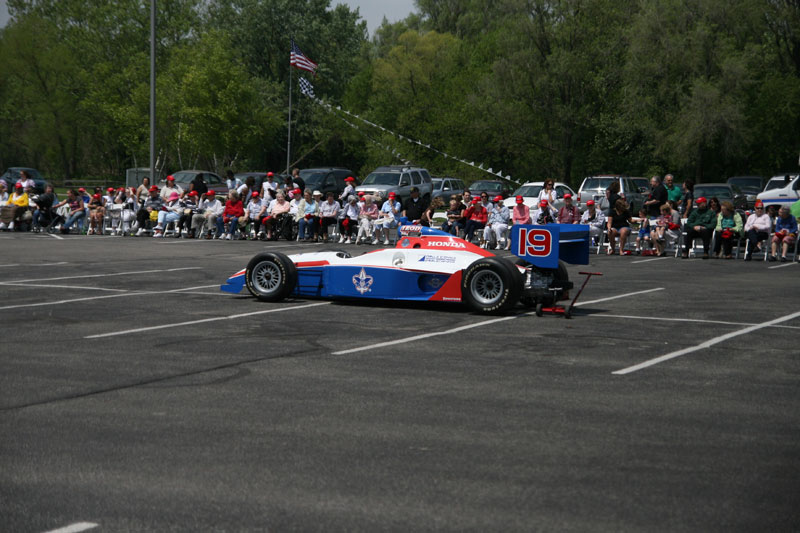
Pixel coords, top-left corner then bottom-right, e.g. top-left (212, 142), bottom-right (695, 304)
top-left (192, 189), bottom-right (224, 239)
top-left (160, 176), bottom-right (183, 200)
top-left (580, 200), bottom-right (606, 241)
top-left (483, 195), bottom-right (510, 249)
top-left (261, 172), bottom-right (279, 198)
top-left (375, 192), bottom-right (401, 245)
top-left (225, 170), bottom-right (242, 191)
top-left (243, 191), bottom-right (264, 238)
top-left (338, 195), bottom-right (359, 243)
top-left (318, 191), bottom-right (341, 242)
top-left (744, 200), bottom-right (772, 261)
top-left (340, 176), bottom-right (356, 205)
top-left (537, 179), bottom-right (558, 206)
top-left (0, 181), bottom-right (8, 206)
top-left (16, 170), bottom-right (36, 191)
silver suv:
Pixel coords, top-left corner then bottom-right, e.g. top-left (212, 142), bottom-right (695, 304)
top-left (356, 166), bottom-right (433, 205)
top-left (577, 175), bottom-right (645, 214)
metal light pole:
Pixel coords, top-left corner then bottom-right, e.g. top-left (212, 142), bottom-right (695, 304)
top-left (150, 0), bottom-right (156, 185)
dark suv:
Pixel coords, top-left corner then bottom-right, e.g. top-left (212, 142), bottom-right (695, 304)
top-left (356, 166), bottom-right (433, 205)
top-left (299, 168), bottom-right (358, 198)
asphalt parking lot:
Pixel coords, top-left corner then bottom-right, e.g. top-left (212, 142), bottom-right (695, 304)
top-left (1, 233), bottom-right (799, 532)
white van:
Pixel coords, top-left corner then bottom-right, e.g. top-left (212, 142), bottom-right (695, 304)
top-left (757, 174), bottom-right (799, 210)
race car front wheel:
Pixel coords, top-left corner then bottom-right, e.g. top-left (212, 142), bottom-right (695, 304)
top-left (246, 252), bottom-right (298, 302)
top-left (461, 257), bottom-right (522, 314)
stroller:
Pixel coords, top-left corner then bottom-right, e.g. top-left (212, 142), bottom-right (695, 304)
top-left (31, 194), bottom-right (64, 233)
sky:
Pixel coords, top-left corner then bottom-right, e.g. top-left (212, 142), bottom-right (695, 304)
top-left (0, 1), bottom-right (416, 34)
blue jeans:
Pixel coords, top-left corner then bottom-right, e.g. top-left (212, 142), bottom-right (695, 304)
top-left (441, 220), bottom-right (463, 235)
top-left (63, 210), bottom-right (85, 230)
top-left (298, 217), bottom-right (316, 239)
top-left (216, 216), bottom-right (239, 236)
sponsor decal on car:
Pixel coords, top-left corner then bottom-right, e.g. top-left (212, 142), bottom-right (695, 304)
top-left (352, 268), bottom-right (374, 294)
top-left (426, 239), bottom-right (466, 249)
top-left (418, 254), bottom-right (457, 263)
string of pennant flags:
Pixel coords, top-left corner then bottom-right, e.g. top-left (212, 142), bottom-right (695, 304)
top-left (299, 77), bottom-right (515, 183)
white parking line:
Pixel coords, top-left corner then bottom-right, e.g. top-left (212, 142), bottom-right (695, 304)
top-left (2, 282), bottom-right (129, 292)
top-left (592, 314), bottom-right (800, 330)
top-left (0, 285), bottom-right (223, 311)
top-left (612, 309), bottom-right (800, 375)
top-left (0, 267), bottom-right (201, 285)
top-left (47, 233), bottom-right (64, 240)
top-left (0, 262), bottom-right (68, 268)
top-left (43, 522), bottom-right (98, 533)
top-left (573, 287), bottom-right (664, 307)
top-left (85, 301), bottom-right (331, 339)
top-left (768, 262), bottom-right (797, 269)
top-left (631, 257), bottom-right (670, 264)
top-left (333, 289), bottom-right (666, 356)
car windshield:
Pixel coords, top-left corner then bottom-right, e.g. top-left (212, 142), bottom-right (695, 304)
top-left (695, 186), bottom-right (732, 200)
top-left (362, 172), bottom-right (399, 186)
top-left (432, 179), bottom-right (444, 190)
top-left (513, 185), bottom-right (542, 197)
top-left (765, 176), bottom-right (796, 191)
top-left (728, 177), bottom-right (761, 189)
top-left (581, 177), bottom-right (617, 191)
top-left (300, 172), bottom-right (326, 186)
top-left (472, 181), bottom-right (503, 192)
top-left (171, 171), bottom-right (197, 184)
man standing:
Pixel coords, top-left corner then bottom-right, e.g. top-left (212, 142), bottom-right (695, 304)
top-left (664, 174), bottom-right (682, 205)
top-left (225, 170), bottom-right (242, 191)
top-left (403, 187), bottom-right (427, 224)
top-left (644, 175), bottom-right (667, 218)
top-left (261, 172), bottom-right (279, 197)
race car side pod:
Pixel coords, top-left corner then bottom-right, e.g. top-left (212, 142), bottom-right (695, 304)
top-left (536, 271), bottom-right (602, 319)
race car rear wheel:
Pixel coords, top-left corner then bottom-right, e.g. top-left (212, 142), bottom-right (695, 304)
top-left (515, 258), bottom-right (569, 307)
top-left (245, 252), bottom-right (297, 302)
top-left (461, 257), bottom-right (522, 314)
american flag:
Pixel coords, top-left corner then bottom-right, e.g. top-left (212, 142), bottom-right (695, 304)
top-left (290, 39), bottom-right (318, 74)
top-left (298, 77), bottom-right (315, 98)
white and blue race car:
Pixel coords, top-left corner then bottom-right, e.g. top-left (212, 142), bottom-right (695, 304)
top-left (221, 225), bottom-right (591, 314)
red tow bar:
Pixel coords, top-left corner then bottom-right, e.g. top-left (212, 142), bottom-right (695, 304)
top-left (536, 271), bottom-right (603, 319)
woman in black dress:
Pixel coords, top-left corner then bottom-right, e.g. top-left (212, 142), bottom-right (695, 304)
top-left (607, 198), bottom-right (633, 255)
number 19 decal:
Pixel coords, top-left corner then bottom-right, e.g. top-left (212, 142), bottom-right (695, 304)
top-left (517, 227), bottom-right (552, 257)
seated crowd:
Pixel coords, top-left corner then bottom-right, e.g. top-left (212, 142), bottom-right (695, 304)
top-left (0, 171), bottom-right (797, 261)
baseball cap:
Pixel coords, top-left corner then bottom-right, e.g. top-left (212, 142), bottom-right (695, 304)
top-left (149, 185), bottom-right (159, 192)
top-left (15, 182), bottom-right (22, 188)
top-left (515, 195), bottom-right (524, 204)
top-left (471, 198), bottom-right (480, 204)
top-left (539, 199), bottom-right (549, 207)
top-left (167, 175), bottom-right (175, 181)
top-left (267, 172), bottom-right (274, 177)
top-left (563, 193), bottom-right (572, 200)
top-left (410, 186), bottom-right (419, 193)
top-left (388, 192), bottom-right (396, 198)
top-left (292, 188), bottom-right (302, 196)
top-left (78, 187), bottom-right (86, 192)
top-left (586, 200), bottom-right (595, 206)
top-left (251, 192), bottom-right (259, 198)
top-left (754, 200), bottom-right (763, 208)
top-left (107, 187), bottom-right (115, 192)
top-left (344, 176), bottom-right (355, 182)
top-left (494, 195), bottom-right (504, 202)
top-left (206, 190), bottom-right (216, 196)
top-left (188, 190), bottom-right (198, 197)
top-left (358, 191), bottom-right (365, 196)
top-left (696, 196), bottom-right (707, 204)
top-left (92, 193), bottom-right (101, 199)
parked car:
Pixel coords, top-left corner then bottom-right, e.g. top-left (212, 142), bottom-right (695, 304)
top-left (576, 175), bottom-right (645, 214)
top-left (630, 177), bottom-right (650, 194)
top-left (694, 183), bottom-right (747, 211)
top-left (431, 176), bottom-right (466, 203)
top-left (299, 168), bottom-right (358, 198)
top-left (503, 181), bottom-right (577, 211)
top-left (468, 179), bottom-right (512, 199)
top-left (726, 176), bottom-right (765, 209)
top-left (757, 174), bottom-right (800, 212)
top-left (356, 166), bottom-right (433, 205)
top-left (0, 167), bottom-right (48, 194)
top-left (159, 170), bottom-right (228, 196)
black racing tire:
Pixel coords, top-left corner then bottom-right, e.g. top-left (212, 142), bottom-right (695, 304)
top-left (461, 257), bottom-right (522, 314)
top-left (515, 258), bottom-right (569, 306)
top-left (245, 252), bottom-right (297, 302)
top-left (535, 303), bottom-right (544, 317)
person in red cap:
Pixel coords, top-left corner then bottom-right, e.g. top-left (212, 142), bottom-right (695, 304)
top-left (0, 182), bottom-right (30, 230)
top-left (533, 199), bottom-right (555, 225)
top-left (511, 195), bottom-right (532, 226)
top-left (261, 172), bottom-right (279, 198)
top-left (193, 189), bottom-right (223, 239)
top-left (482, 195), bottom-right (510, 249)
top-left (743, 199), bottom-right (771, 260)
top-left (175, 190), bottom-right (200, 238)
top-left (463, 197), bottom-right (488, 243)
top-left (681, 196), bottom-right (716, 258)
top-left (160, 174), bottom-right (183, 201)
top-left (579, 199), bottom-right (605, 242)
top-left (86, 191), bottom-right (105, 235)
top-left (135, 185), bottom-right (163, 236)
top-left (557, 193), bottom-right (580, 224)
top-left (243, 191), bottom-right (265, 239)
top-left (340, 176), bottom-right (356, 204)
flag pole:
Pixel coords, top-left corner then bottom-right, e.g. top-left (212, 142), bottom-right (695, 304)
top-left (286, 65), bottom-right (292, 176)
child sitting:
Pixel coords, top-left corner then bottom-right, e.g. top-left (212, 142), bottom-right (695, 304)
top-left (635, 208), bottom-right (652, 254)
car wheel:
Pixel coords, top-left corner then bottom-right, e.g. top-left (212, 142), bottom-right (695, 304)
top-left (461, 257), bottom-right (522, 314)
top-left (245, 252), bottom-right (297, 302)
top-left (515, 258), bottom-right (569, 306)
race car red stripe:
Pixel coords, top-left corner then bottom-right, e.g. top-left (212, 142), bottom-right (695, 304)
top-left (429, 270), bottom-right (463, 302)
top-left (295, 260), bottom-right (330, 268)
